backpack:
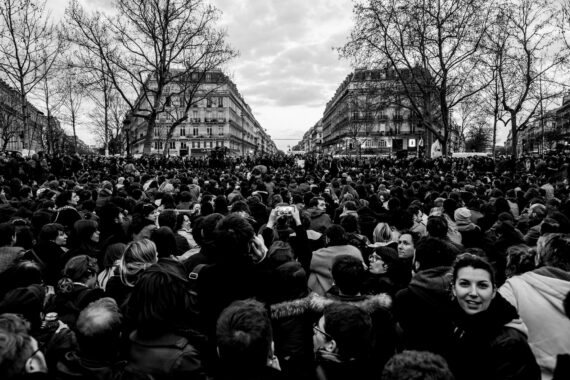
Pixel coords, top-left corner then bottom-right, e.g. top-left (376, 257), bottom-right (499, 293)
top-left (187, 263), bottom-right (208, 317)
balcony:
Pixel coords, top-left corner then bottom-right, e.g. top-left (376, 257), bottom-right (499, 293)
top-left (393, 115), bottom-right (404, 122)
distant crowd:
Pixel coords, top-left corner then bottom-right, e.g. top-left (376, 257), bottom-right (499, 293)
top-left (0, 149), bottom-right (568, 380)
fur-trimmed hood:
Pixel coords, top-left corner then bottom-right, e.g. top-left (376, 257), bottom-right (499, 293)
top-left (270, 292), bottom-right (392, 321)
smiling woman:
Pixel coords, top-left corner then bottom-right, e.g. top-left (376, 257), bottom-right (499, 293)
top-left (445, 253), bottom-right (541, 380)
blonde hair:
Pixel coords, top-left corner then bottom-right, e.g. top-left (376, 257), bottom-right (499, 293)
top-left (119, 238), bottom-right (158, 287)
top-left (373, 222), bottom-right (393, 243)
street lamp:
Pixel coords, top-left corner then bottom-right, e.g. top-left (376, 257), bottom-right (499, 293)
top-left (240, 111), bottom-right (245, 157)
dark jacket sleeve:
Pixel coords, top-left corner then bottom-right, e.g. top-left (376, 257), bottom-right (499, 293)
top-left (491, 328), bottom-right (541, 380)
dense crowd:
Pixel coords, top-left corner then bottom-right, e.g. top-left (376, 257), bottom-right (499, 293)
top-left (0, 150), bottom-right (569, 380)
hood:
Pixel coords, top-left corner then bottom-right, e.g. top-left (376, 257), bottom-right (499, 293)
top-left (270, 292), bottom-right (392, 321)
top-left (517, 268), bottom-right (570, 312)
top-left (409, 266), bottom-right (453, 293)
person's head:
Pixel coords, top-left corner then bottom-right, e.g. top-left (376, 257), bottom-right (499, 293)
top-left (313, 303), bottom-right (372, 360)
top-left (0, 222), bottom-right (16, 247)
top-left (331, 255), bottom-right (365, 296)
top-left (62, 255), bottom-right (99, 288)
top-left (426, 216), bottom-right (448, 239)
top-left (538, 233), bottom-right (570, 271)
top-left (76, 298), bottom-right (122, 360)
top-left (382, 350), bottom-right (454, 380)
top-left (127, 261), bottom-right (195, 334)
top-left (505, 244), bottom-right (535, 278)
top-left (38, 223), bottom-right (66, 246)
top-left (309, 196), bottom-right (326, 211)
top-left (215, 214), bottom-right (255, 259)
top-left (102, 243), bottom-right (126, 269)
top-left (216, 299), bottom-right (274, 371)
top-left (340, 213), bottom-right (359, 234)
top-left (175, 212), bottom-right (192, 232)
top-left (413, 237), bottom-right (456, 272)
top-left (150, 226), bottom-right (177, 259)
top-left (72, 219), bottom-right (100, 245)
top-left (325, 224), bottom-right (347, 246)
top-left (0, 285), bottom-right (45, 331)
top-left (451, 253), bottom-right (496, 315)
top-left (157, 210), bottom-right (177, 230)
top-left (119, 239), bottom-right (158, 287)
top-left (397, 230), bottom-right (420, 259)
top-left (55, 190), bottom-right (79, 208)
top-left (0, 328), bottom-right (47, 377)
top-left (373, 222), bottom-right (393, 243)
top-left (369, 246), bottom-right (399, 275)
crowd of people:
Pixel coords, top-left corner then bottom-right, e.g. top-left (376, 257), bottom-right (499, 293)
top-left (0, 149), bottom-right (568, 380)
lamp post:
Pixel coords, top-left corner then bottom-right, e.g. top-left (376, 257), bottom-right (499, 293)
top-left (123, 113), bottom-right (131, 157)
top-left (240, 111), bottom-right (245, 157)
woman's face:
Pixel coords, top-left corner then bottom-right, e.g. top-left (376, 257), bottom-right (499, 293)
top-left (69, 192), bottom-right (80, 206)
top-left (54, 230), bottom-right (67, 246)
top-left (397, 234), bottom-right (415, 259)
top-left (369, 253), bottom-right (387, 274)
top-left (183, 215), bottom-right (191, 228)
top-left (90, 230), bottom-right (100, 243)
top-left (453, 266), bottom-right (496, 315)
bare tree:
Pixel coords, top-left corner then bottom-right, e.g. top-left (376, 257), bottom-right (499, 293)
top-left (492, 0), bottom-right (567, 157)
top-left (88, 91), bottom-right (129, 154)
top-left (0, 0), bottom-right (63, 153)
top-left (57, 67), bottom-right (86, 152)
top-left (64, 0), bottom-right (237, 155)
top-left (465, 121), bottom-right (492, 152)
top-left (340, 0), bottom-right (494, 156)
top-left (0, 94), bottom-right (19, 151)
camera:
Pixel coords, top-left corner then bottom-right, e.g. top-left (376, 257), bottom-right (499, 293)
top-left (276, 206), bottom-right (294, 216)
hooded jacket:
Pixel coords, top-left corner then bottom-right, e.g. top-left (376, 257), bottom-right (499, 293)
top-left (499, 267), bottom-right (570, 380)
top-left (308, 244), bottom-right (363, 296)
top-left (394, 266), bottom-right (455, 356)
top-left (307, 208), bottom-right (332, 234)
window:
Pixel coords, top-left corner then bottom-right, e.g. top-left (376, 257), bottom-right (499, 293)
top-left (207, 98), bottom-right (213, 108)
top-left (209, 141), bottom-right (213, 148)
top-left (218, 126), bottom-right (224, 135)
top-left (192, 141), bottom-right (196, 148)
top-left (206, 111), bottom-right (212, 122)
top-left (169, 141), bottom-right (176, 149)
top-left (218, 111), bottom-right (224, 121)
top-left (180, 142), bottom-right (187, 149)
top-left (154, 141), bottom-right (163, 150)
top-left (379, 140), bottom-right (387, 147)
top-left (180, 128), bottom-right (185, 136)
top-left (154, 128), bottom-right (160, 137)
top-left (207, 127), bottom-right (212, 136)
top-left (218, 97), bottom-right (224, 107)
top-left (193, 127), bottom-right (198, 136)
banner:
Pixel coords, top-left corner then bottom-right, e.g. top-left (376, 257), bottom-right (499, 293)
top-left (431, 140), bottom-right (442, 158)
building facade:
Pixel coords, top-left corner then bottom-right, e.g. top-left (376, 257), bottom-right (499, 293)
top-left (125, 70), bottom-right (277, 157)
top-left (319, 68), bottom-right (437, 157)
top-left (0, 78), bottom-right (55, 154)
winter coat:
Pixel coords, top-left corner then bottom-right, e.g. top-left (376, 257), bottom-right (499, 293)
top-left (0, 246), bottom-right (25, 274)
top-left (270, 292), bottom-right (393, 380)
top-left (447, 293), bottom-right (541, 380)
top-left (25, 241), bottom-right (67, 286)
top-left (394, 266), bottom-right (455, 356)
top-left (308, 244), bottom-right (363, 296)
top-left (50, 283), bottom-right (105, 330)
top-left (307, 208), bottom-right (332, 234)
top-left (499, 267), bottom-right (570, 380)
top-left (53, 207), bottom-right (82, 234)
top-left (125, 330), bottom-right (206, 380)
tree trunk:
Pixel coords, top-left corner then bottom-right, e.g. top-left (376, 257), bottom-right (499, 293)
top-left (510, 111), bottom-right (518, 157)
top-left (143, 114), bottom-right (156, 154)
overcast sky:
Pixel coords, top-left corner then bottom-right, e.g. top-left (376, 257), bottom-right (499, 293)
top-left (48, 0), bottom-right (354, 151)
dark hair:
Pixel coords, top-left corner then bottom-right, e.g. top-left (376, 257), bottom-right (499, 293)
top-left (0, 329), bottom-right (35, 378)
top-left (325, 225), bottom-right (347, 246)
top-left (76, 298), bottom-right (123, 359)
top-left (322, 303), bottom-right (372, 360)
top-left (150, 226), bottom-right (177, 259)
top-left (127, 261), bottom-right (196, 334)
top-left (55, 190), bottom-right (73, 208)
top-left (215, 214), bottom-right (255, 259)
top-left (157, 210), bottom-right (177, 230)
top-left (332, 255), bottom-right (365, 296)
top-left (414, 237), bottom-right (456, 270)
top-left (398, 229), bottom-right (421, 246)
top-left (427, 216), bottom-right (448, 239)
top-left (216, 299), bottom-right (273, 370)
top-left (340, 214), bottom-right (359, 234)
top-left (0, 222), bottom-right (15, 247)
top-left (505, 245), bottom-right (535, 278)
top-left (309, 196), bottom-right (324, 208)
top-left (382, 350), bottom-right (454, 380)
top-left (452, 253), bottom-right (496, 287)
top-left (38, 223), bottom-right (65, 242)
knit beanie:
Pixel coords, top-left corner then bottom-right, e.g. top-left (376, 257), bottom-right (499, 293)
top-left (454, 207), bottom-right (472, 227)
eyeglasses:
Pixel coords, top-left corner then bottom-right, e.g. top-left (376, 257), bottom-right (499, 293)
top-left (369, 254), bottom-right (382, 263)
top-left (313, 323), bottom-right (333, 341)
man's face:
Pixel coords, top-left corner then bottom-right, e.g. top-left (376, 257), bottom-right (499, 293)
top-left (317, 200), bottom-right (326, 211)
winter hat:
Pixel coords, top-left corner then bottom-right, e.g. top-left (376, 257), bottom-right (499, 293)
top-left (374, 246), bottom-right (399, 264)
top-left (272, 261), bottom-right (308, 302)
top-left (267, 241), bottom-right (294, 269)
top-left (454, 207), bottom-right (472, 226)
